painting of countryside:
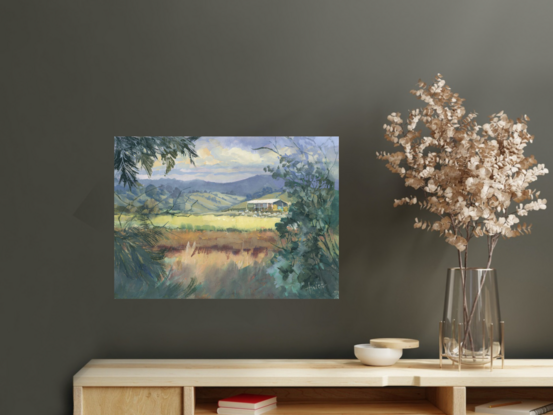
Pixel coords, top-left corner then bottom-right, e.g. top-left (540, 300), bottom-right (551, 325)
top-left (114, 137), bottom-right (339, 299)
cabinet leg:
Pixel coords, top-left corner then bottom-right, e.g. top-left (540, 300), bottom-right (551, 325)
top-left (74, 387), bottom-right (83, 415)
top-left (427, 386), bottom-right (466, 415)
top-left (184, 387), bottom-right (195, 415)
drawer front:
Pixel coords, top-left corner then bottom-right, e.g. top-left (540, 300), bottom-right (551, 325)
top-left (82, 387), bottom-right (182, 415)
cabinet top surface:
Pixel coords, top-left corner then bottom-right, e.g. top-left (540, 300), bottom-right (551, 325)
top-left (73, 359), bottom-right (553, 387)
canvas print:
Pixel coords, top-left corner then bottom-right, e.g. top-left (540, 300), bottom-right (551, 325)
top-left (114, 136), bottom-right (339, 299)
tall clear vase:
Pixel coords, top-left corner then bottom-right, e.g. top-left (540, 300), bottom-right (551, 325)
top-left (441, 268), bottom-right (503, 366)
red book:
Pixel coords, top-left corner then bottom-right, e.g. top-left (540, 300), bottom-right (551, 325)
top-left (218, 394), bottom-right (277, 410)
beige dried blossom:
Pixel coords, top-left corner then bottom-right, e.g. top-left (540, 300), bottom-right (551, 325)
top-left (378, 74), bottom-right (548, 268)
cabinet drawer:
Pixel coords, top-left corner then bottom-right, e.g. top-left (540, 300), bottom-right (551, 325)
top-left (82, 387), bottom-right (182, 415)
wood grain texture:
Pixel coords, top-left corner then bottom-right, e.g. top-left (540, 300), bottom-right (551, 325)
top-left (370, 339), bottom-right (419, 349)
top-left (427, 387), bottom-right (466, 415)
top-left (184, 387), bottom-right (195, 415)
top-left (73, 359), bottom-right (553, 387)
top-left (196, 387), bottom-right (427, 403)
top-left (73, 387), bottom-right (83, 415)
top-left (196, 402), bottom-right (443, 414)
top-left (82, 387), bottom-right (182, 415)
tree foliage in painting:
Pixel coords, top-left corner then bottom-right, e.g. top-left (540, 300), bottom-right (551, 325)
top-left (115, 136), bottom-right (199, 190)
top-left (114, 136), bottom-right (199, 298)
top-left (257, 138), bottom-right (339, 298)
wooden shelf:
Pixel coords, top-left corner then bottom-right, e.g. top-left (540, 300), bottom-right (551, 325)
top-left (72, 359), bottom-right (553, 415)
top-left (196, 401), bottom-right (444, 415)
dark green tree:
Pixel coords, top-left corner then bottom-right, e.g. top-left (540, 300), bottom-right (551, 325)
top-left (257, 138), bottom-right (339, 298)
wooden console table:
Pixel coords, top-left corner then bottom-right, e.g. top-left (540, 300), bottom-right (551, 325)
top-left (73, 359), bottom-right (553, 415)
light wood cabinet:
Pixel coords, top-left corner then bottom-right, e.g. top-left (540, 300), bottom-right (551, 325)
top-left (73, 359), bottom-right (553, 415)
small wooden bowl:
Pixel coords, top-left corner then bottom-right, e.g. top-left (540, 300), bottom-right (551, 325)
top-left (370, 338), bottom-right (419, 350)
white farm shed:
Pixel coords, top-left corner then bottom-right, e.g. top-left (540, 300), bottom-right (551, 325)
top-left (246, 198), bottom-right (288, 211)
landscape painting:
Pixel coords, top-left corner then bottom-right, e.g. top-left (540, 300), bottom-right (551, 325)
top-left (114, 136), bottom-right (339, 299)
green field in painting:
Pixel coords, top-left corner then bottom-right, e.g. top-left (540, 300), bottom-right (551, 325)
top-left (116, 213), bottom-right (281, 231)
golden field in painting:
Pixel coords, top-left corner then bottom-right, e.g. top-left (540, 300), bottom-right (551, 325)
top-left (114, 215), bottom-right (288, 298)
top-left (158, 229), bottom-right (282, 298)
top-left (159, 229), bottom-right (278, 251)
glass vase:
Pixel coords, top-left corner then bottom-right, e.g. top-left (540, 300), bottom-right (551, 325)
top-left (441, 268), bottom-right (504, 367)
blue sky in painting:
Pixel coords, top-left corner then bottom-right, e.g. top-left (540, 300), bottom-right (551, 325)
top-left (138, 136), bottom-right (339, 183)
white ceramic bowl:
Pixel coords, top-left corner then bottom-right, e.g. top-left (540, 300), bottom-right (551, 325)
top-left (354, 344), bottom-right (403, 366)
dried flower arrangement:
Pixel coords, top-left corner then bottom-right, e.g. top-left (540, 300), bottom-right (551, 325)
top-left (378, 74), bottom-right (548, 270)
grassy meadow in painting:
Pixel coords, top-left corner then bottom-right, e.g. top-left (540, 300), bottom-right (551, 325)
top-left (114, 137), bottom-right (339, 299)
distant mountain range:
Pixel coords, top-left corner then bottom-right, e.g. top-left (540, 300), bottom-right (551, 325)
top-left (114, 175), bottom-right (287, 214)
top-left (114, 174), bottom-right (285, 197)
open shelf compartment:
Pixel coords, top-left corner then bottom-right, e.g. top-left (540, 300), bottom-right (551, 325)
top-left (195, 387), bottom-right (463, 415)
top-left (466, 388), bottom-right (553, 415)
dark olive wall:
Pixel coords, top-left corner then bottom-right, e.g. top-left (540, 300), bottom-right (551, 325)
top-left (2, 1), bottom-right (553, 414)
